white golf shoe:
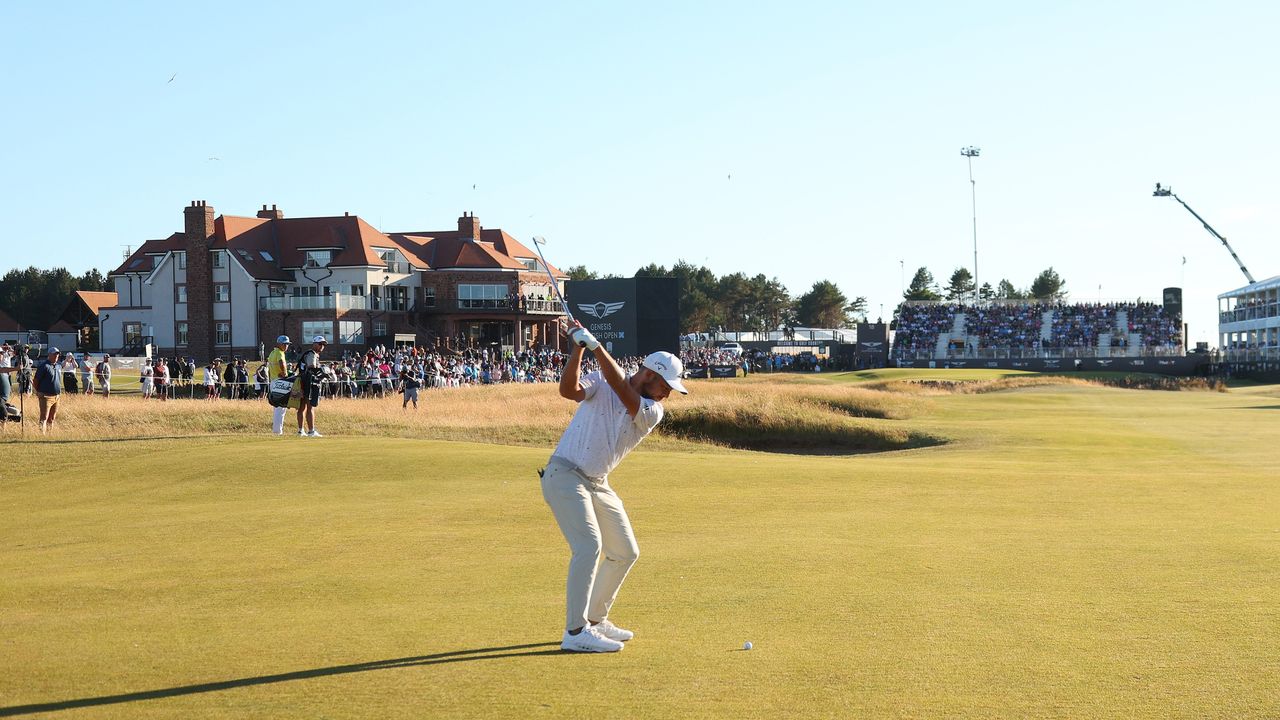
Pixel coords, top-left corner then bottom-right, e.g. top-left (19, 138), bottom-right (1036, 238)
top-left (591, 619), bottom-right (634, 642)
top-left (561, 626), bottom-right (624, 653)
top-left (307, 429), bottom-right (323, 437)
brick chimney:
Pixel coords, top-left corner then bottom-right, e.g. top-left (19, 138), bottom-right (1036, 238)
top-left (256, 204), bottom-right (284, 220)
top-left (458, 211), bottom-right (481, 241)
top-left (184, 200), bottom-right (216, 363)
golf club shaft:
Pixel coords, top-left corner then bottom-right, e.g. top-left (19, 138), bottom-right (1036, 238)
top-left (532, 239), bottom-right (575, 325)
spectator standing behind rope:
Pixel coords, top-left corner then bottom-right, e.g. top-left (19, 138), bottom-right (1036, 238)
top-left (96, 354), bottom-right (112, 397)
top-left (34, 347), bottom-right (63, 434)
top-left (79, 353), bottom-right (94, 395)
top-left (296, 336), bottom-right (326, 437)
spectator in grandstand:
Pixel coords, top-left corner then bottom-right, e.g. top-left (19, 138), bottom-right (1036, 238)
top-left (95, 354), bottom-right (112, 397)
top-left (296, 336), bottom-right (326, 437)
top-left (34, 347), bottom-right (62, 433)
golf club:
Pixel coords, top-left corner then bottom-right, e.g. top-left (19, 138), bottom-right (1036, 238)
top-left (530, 236), bottom-right (576, 325)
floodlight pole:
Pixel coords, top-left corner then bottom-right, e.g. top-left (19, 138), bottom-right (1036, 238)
top-left (961, 146), bottom-right (981, 302)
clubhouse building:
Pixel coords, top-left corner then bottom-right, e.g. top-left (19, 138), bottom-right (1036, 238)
top-left (103, 202), bottom-right (568, 362)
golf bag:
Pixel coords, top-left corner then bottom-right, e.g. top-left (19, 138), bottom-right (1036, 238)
top-left (267, 376), bottom-right (298, 408)
top-left (1, 402), bottom-right (19, 425)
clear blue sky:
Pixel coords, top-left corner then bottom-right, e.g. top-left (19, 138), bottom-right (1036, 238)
top-left (3, 1), bottom-right (1278, 344)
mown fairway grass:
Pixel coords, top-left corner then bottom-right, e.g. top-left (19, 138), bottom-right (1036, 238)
top-left (1, 372), bottom-right (1277, 718)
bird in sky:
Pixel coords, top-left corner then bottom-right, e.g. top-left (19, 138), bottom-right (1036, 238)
top-left (168, 73), bottom-right (177, 83)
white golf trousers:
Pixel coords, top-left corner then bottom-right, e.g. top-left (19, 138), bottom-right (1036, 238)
top-left (272, 406), bottom-right (287, 434)
top-left (541, 457), bottom-right (639, 631)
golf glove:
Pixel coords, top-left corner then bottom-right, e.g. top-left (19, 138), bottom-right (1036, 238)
top-left (570, 328), bottom-right (600, 351)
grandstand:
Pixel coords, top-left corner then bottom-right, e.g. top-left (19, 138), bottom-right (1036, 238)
top-left (893, 298), bottom-right (1194, 373)
top-left (1218, 275), bottom-right (1280, 372)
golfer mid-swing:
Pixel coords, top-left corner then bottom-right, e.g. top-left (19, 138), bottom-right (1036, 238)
top-left (543, 322), bottom-right (687, 653)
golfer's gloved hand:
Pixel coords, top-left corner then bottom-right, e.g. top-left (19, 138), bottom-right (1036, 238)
top-left (570, 327), bottom-right (600, 351)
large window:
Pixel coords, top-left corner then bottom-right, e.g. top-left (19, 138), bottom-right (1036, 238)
top-left (215, 321), bottom-right (230, 345)
top-left (339, 321), bottom-right (364, 344)
top-left (388, 286), bottom-right (408, 311)
top-left (302, 321), bottom-right (333, 344)
top-left (214, 284), bottom-right (230, 303)
top-left (175, 285), bottom-right (187, 304)
top-left (373, 320), bottom-right (388, 337)
top-left (123, 322), bottom-right (142, 346)
top-left (458, 283), bottom-right (510, 309)
top-left (176, 251), bottom-right (186, 269)
top-left (212, 250), bottom-right (225, 268)
top-left (304, 250), bottom-right (332, 268)
top-left (176, 322), bottom-right (188, 346)
top-left (350, 284), bottom-right (365, 296)
top-left (423, 286), bottom-right (436, 307)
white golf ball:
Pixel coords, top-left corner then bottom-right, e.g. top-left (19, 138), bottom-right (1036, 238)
top-left (743, 641), bottom-right (753, 650)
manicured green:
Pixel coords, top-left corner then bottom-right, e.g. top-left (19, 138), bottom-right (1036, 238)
top-left (2, 375), bottom-right (1277, 718)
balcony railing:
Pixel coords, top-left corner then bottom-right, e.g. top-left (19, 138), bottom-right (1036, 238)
top-left (414, 297), bottom-right (564, 314)
top-left (260, 294), bottom-right (370, 311)
top-left (892, 345), bottom-right (1186, 361)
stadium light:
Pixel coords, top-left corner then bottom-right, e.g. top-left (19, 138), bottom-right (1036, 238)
top-left (961, 146), bottom-right (981, 302)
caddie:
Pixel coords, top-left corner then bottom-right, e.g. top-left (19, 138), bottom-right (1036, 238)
top-left (267, 335), bottom-right (290, 435)
top-left (542, 321), bottom-right (687, 653)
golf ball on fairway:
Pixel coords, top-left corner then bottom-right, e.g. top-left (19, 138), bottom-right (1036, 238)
top-left (743, 641), bottom-right (753, 650)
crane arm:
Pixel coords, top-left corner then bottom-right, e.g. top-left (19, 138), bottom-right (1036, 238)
top-left (1169, 192), bottom-right (1256, 285)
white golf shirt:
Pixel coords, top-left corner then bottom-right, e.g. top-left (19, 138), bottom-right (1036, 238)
top-left (552, 370), bottom-right (664, 479)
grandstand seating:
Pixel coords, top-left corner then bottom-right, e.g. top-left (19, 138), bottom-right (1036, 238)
top-left (894, 301), bottom-right (1183, 360)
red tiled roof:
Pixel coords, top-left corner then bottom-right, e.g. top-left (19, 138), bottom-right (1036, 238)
top-left (0, 308), bottom-right (21, 332)
top-left (113, 209), bottom-right (554, 280)
top-left (74, 291), bottom-right (118, 315)
top-left (111, 233), bottom-right (185, 275)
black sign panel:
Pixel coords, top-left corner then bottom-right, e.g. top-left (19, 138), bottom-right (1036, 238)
top-left (566, 277), bottom-right (679, 358)
top-left (709, 365), bottom-right (739, 378)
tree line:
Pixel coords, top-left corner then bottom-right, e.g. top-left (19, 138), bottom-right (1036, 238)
top-left (903, 266), bottom-right (1067, 302)
top-left (0, 266), bottom-right (112, 331)
top-left (565, 262), bottom-right (868, 332)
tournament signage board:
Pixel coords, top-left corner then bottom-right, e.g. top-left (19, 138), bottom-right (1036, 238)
top-left (566, 278), bottom-right (680, 359)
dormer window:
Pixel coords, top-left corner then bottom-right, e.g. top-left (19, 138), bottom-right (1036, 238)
top-left (211, 250), bottom-right (226, 268)
top-left (305, 250), bottom-right (332, 268)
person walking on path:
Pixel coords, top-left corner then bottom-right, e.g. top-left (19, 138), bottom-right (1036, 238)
top-left (541, 321), bottom-right (687, 653)
top-left (34, 347), bottom-right (63, 434)
top-left (267, 336), bottom-right (291, 435)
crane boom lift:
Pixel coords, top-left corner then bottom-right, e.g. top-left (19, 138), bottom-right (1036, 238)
top-left (1153, 183), bottom-right (1255, 284)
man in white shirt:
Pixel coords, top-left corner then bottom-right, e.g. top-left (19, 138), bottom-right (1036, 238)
top-left (542, 322), bottom-right (687, 653)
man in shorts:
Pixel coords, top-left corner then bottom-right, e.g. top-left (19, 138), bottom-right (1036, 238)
top-left (297, 335), bottom-right (326, 437)
top-left (34, 347), bottom-right (63, 433)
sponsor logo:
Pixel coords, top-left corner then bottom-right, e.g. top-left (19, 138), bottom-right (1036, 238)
top-left (578, 301), bottom-right (625, 319)
top-left (1098, 360), bottom-right (1113, 367)
top-left (1158, 360), bottom-right (1175, 366)
top-left (861, 342), bottom-right (884, 350)
top-left (1044, 360), bottom-right (1061, 368)
top-left (1130, 360), bottom-right (1145, 366)
top-left (986, 362), bottom-right (998, 368)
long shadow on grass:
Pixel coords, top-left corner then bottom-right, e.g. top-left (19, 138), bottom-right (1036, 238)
top-left (0, 642), bottom-right (563, 716)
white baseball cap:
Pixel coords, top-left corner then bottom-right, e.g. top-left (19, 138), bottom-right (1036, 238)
top-left (312, 335), bottom-right (328, 344)
top-left (276, 335), bottom-right (291, 344)
top-left (641, 351), bottom-right (688, 394)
